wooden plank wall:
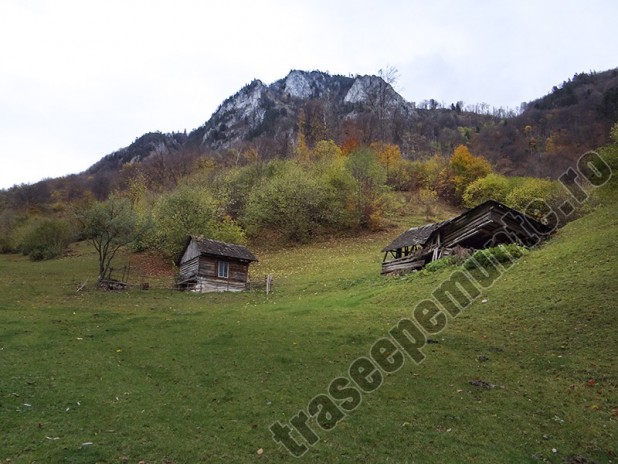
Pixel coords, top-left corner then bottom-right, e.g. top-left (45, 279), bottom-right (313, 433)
top-left (180, 255), bottom-right (251, 292)
top-left (197, 256), bottom-right (217, 277)
top-left (230, 262), bottom-right (249, 283)
top-left (194, 277), bottom-right (247, 292)
top-left (381, 256), bottom-right (426, 274)
top-left (179, 256), bottom-right (200, 280)
top-left (198, 257), bottom-right (248, 283)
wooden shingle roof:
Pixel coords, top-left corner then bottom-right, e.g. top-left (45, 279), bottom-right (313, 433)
top-left (382, 221), bottom-right (447, 252)
top-left (190, 236), bottom-right (257, 262)
top-left (382, 200), bottom-right (552, 253)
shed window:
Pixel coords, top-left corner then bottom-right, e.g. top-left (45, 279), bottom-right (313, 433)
top-left (217, 261), bottom-right (229, 279)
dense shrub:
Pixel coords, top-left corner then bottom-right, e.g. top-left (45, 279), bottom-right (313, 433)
top-left (596, 141), bottom-right (618, 174)
top-left (424, 256), bottom-right (455, 272)
top-left (611, 122), bottom-right (618, 144)
top-left (463, 174), bottom-right (571, 225)
top-left (462, 173), bottom-right (514, 207)
top-left (0, 208), bottom-right (19, 253)
top-left (149, 186), bottom-right (245, 259)
top-left (209, 216), bottom-right (247, 245)
top-left (127, 213), bottom-right (155, 253)
top-left (18, 218), bottom-right (73, 261)
top-left (0, 235), bottom-right (13, 254)
top-left (149, 186), bottom-right (217, 257)
top-left (345, 149), bottom-right (390, 229)
top-left (504, 177), bottom-right (565, 212)
top-left (409, 156), bottom-right (448, 191)
top-left (463, 244), bottom-right (528, 270)
top-left (243, 161), bottom-right (351, 242)
top-left (210, 162), bottom-right (284, 220)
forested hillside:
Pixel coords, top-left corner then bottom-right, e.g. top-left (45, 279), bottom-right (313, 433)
top-left (0, 68), bottom-right (616, 263)
top-left (475, 69), bottom-right (618, 176)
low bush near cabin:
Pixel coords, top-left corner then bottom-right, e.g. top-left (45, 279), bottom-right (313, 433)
top-left (424, 256), bottom-right (455, 272)
top-left (463, 243), bottom-right (528, 270)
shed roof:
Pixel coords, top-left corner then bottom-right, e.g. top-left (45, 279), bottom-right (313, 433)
top-left (382, 200), bottom-right (552, 253)
top-left (382, 221), bottom-right (447, 252)
top-left (184, 236), bottom-right (258, 263)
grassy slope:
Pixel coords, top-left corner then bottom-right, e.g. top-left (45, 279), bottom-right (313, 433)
top-left (0, 195), bottom-right (616, 463)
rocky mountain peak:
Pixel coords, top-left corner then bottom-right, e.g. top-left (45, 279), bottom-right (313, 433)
top-left (283, 70), bottom-right (314, 99)
top-left (218, 79), bottom-right (267, 119)
top-left (91, 69), bottom-right (418, 168)
top-left (344, 74), bottom-right (406, 107)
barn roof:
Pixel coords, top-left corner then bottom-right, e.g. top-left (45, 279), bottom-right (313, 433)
top-left (184, 236), bottom-right (258, 263)
top-left (382, 200), bottom-right (552, 253)
top-left (382, 221), bottom-right (447, 252)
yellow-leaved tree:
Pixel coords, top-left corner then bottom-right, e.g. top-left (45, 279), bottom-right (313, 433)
top-left (311, 140), bottom-right (343, 162)
top-left (437, 145), bottom-right (492, 204)
top-left (370, 142), bottom-right (402, 181)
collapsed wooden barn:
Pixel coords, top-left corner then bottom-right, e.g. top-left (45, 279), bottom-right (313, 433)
top-left (177, 236), bottom-right (258, 292)
top-left (381, 200), bottom-right (553, 275)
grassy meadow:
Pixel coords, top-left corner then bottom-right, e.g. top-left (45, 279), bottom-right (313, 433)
top-left (0, 193), bottom-right (617, 463)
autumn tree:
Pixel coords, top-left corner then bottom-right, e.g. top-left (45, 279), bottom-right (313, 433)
top-left (299, 139), bottom-right (343, 165)
top-left (340, 118), bottom-right (362, 155)
top-left (345, 148), bottom-right (388, 229)
top-left (370, 142), bottom-right (402, 182)
top-left (340, 136), bottom-right (360, 156)
top-left (437, 145), bottom-right (492, 204)
top-left (407, 155), bottom-right (448, 191)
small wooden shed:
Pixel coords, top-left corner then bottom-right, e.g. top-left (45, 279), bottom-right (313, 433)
top-left (381, 200), bottom-right (552, 275)
top-left (177, 236), bottom-right (258, 292)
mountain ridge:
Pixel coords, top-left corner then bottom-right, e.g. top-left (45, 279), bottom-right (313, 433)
top-left (90, 69), bottom-right (418, 172)
top-left (75, 67), bottom-right (618, 182)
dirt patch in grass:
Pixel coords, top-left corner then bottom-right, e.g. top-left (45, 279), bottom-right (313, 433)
top-left (129, 251), bottom-right (174, 278)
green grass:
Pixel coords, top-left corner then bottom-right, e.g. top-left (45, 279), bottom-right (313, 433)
top-left (0, 193), bottom-right (617, 463)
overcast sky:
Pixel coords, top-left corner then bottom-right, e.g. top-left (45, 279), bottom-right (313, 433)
top-left (0, 0), bottom-right (616, 189)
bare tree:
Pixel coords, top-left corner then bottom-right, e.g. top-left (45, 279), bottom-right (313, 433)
top-left (372, 66), bottom-right (401, 142)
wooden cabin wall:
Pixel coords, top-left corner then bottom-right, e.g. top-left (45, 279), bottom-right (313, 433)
top-left (194, 257), bottom-right (249, 292)
top-left (193, 276), bottom-right (247, 292)
top-left (197, 256), bottom-right (216, 278)
top-left (180, 254), bottom-right (251, 292)
top-left (179, 256), bottom-right (200, 280)
top-left (197, 256), bottom-right (248, 283)
top-left (229, 262), bottom-right (249, 282)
